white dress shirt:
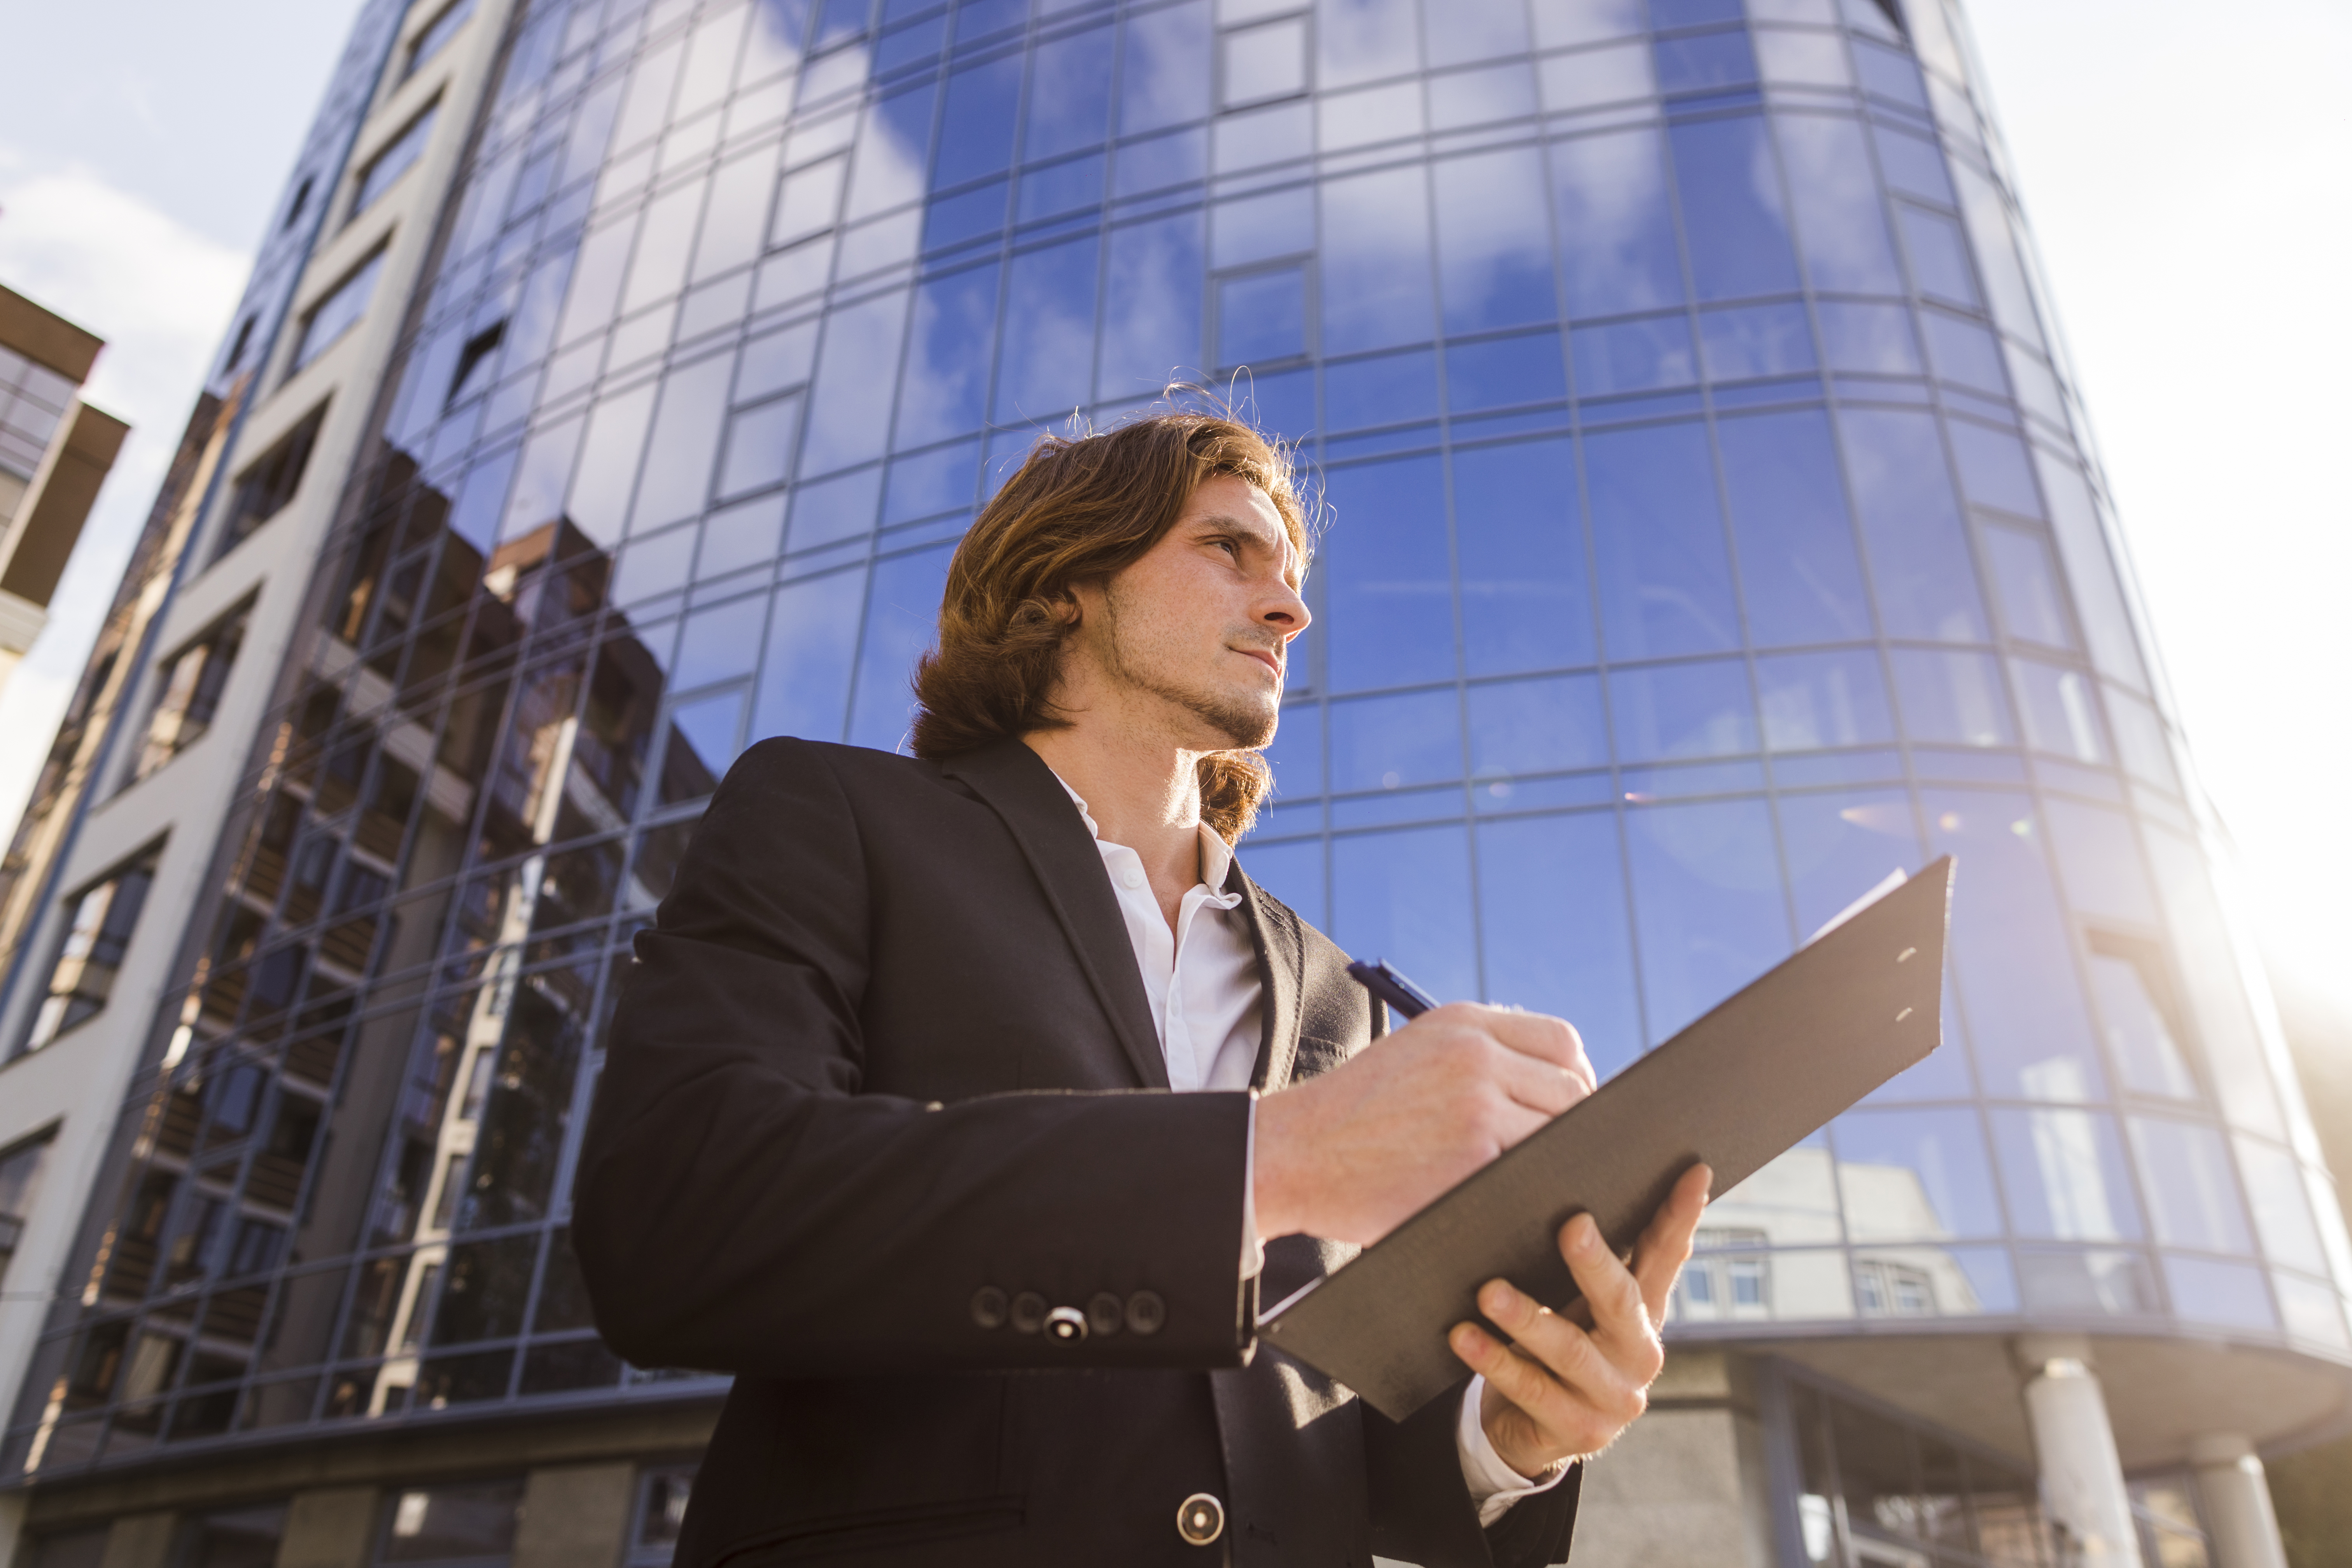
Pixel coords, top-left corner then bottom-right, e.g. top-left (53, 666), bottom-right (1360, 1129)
top-left (1057, 779), bottom-right (1569, 1525)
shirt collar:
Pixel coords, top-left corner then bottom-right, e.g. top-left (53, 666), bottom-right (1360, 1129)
top-left (1054, 774), bottom-right (1238, 898)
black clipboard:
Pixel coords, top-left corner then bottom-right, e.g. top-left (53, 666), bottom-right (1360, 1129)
top-left (1256, 857), bottom-right (1955, 1422)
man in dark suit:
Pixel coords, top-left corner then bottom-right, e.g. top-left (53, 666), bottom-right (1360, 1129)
top-left (576, 411), bottom-right (1710, 1568)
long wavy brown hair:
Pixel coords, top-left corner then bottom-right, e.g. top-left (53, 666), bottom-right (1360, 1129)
top-left (910, 406), bottom-right (1312, 843)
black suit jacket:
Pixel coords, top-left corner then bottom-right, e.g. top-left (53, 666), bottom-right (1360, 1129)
top-left (576, 737), bottom-right (1580, 1567)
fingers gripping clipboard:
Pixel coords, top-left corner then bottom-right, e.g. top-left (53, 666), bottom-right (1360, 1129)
top-left (1255, 857), bottom-right (1955, 1423)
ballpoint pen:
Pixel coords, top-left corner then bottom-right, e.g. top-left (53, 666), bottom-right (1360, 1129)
top-left (1344, 959), bottom-right (1439, 1022)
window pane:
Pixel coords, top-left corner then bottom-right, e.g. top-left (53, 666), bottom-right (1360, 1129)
top-left (1755, 650), bottom-right (1892, 752)
top-left (2016, 1248), bottom-right (2158, 1316)
top-left (1119, 1), bottom-right (1211, 135)
top-left (2033, 451), bottom-right (2149, 689)
top-left (2129, 1116), bottom-right (2252, 1255)
top-left (1329, 688), bottom-right (1462, 793)
top-left (2144, 828), bottom-right (2284, 1139)
top-left (1451, 438), bottom-right (1592, 675)
top-left (1477, 813), bottom-right (1643, 1078)
top-left (1319, 0), bottom-right (1419, 89)
top-left (1838, 408), bottom-right (1990, 643)
top-left (1321, 164), bottom-right (1437, 354)
top-left (1331, 824), bottom-right (1479, 1004)
top-left (1243, 837), bottom-right (1326, 928)
top-left (1775, 113), bottom-right (1902, 295)
top-left (805, 288), bottom-right (910, 473)
top-left (1897, 205), bottom-right (1979, 308)
top-left (1696, 302), bottom-right (1814, 382)
top-left (934, 55), bottom-right (1022, 188)
top-left (1321, 456), bottom-right (1453, 691)
top-left (994, 236), bottom-right (1100, 422)
top-left (1671, 116), bottom-right (1800, 301)
top-left (2162, 1255), bottom-right (2275, 1331)
top-left (1718, 409), bottom-right (1873, 646)
top-left (1435, 146), bottom-right (1555, 334)
top-left (1466, 674), bottom-right (1608, 779)
top-left (1946, 418), bottom-right (2042, 519)
top-left (1550, 129), bottom-right (1683, 318)
top-left (2090, 952), bottom-right (2198, 1102)
top-left (1569, 315), bottom-right (1697, 397)
top-left (1816, 300), bottom-right (1920, 375)
top-left (2236, 1138), bottom-right (2328, 1275)
top-left (1223, 16), bottom-right (1308, 107)
top-left (1104, 212), bottom-right (1206, 395)
top-left (1990, 1108), bottom-right (2142, 1241)
top-left (1834, 1108), bottom-right (2003, 1241)
top-left (1024, 23), bottom-right (1115, 159)
top-left (895, 264), bottom-right (999, 447)
top-left (1979, 523), bottom-right (2073, 649)
top-left (1325, 347), bottom-right (1439, 432)
top-left (1586, 423), bottom-right (1740, 659)
top-left (294, 250), bottom-right (387, 371)
top-left (846, 545), bottom-right (952, 751)
top-left (1919, 309), bottom-right (2006, 396)
top-left (2009, 656), bottom-right (2107, 765)
top-left (1446, 332), bottom-right (1567, 414)
top-left (1889, 648), bottom-right (2011, 748)
top-left (1424, 0), bottom-right (1530, 68)
top-left (1625, 797), bottom-right (1790, 1043)
top-left (1219, 268), bottom-right (1307, 368)
top-left (1925, 791), bottom-right (2104, 1101)
top-left (1610, 660), bottom-right (1757, 762)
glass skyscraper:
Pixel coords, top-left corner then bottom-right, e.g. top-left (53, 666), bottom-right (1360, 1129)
top-left (2, 0), bottom-right (2341, 1563)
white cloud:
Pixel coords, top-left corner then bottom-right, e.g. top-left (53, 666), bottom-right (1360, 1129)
top-left (0, 158), bottom-right (251, 839)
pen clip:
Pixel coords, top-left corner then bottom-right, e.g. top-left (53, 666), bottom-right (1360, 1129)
top-left (1346, 959), bottom-right (1440, 1022)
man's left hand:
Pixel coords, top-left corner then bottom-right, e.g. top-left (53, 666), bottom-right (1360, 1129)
top-left (1449, 1162), bottom-right (1713, 1479)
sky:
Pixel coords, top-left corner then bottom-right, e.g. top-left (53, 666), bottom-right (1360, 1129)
top-left (0, 0), bottom-right (2346, 1018)
top-left (0, 0), bottom-right (367, 850)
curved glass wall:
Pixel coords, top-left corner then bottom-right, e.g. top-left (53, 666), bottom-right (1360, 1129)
top-left (9, 0), bottom-right (2347, 1477)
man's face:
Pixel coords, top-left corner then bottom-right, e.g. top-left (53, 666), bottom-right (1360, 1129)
top-left (1068, 473), bottom-right (1311, 752)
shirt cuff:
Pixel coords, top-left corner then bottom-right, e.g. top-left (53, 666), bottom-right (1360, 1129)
top-left (1456, 1376), bottom-right (1573, 1526)
top-left (1241, 1090), bottom-right (1265, 1280)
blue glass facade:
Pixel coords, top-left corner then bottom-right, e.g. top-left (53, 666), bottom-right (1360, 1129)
top-left (7, 0), bottom-right (2345, 1483)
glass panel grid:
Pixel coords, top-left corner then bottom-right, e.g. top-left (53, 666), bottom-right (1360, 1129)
top-left (12, 0), bottom-right (2338, 1482)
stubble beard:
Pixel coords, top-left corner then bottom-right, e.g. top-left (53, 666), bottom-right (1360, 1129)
top-left (1098, 582), bottom-right (1279, 752)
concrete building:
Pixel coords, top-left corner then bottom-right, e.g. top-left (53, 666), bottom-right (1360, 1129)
top-left (0, 286), bottom-right (128, 699)
top-left (0, 0), bottom-right (2336, 1565)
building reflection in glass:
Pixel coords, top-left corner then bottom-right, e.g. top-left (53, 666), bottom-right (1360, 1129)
top-left (8, 0), bottom-right (2346, 1480)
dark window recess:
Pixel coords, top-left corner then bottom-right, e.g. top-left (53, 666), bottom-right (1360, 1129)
top-left (18, 846), bottom-right (162, 1056)
top-left (0, 1129), bottom-right (58, 1287)
top-left (404, 0), bottom-right (479, 81)
top-left (172, 1502), bottom-right (289, 1568)
top-left (219, 404), bottom-right (327, 557)
top-left (134, 603), bottom-right (253, 781)
top-left (353, 102), bottom-right (440, 219)
top-left (446, 321), bottom-right (506, 410)
top-left (284, 176), bottom-right (315, 233)
top-left (226, 315), bottom-right (257, 372)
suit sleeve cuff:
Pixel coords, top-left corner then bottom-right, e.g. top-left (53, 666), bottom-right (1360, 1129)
top-left (1456, 1376), bottom-right (1573, 1526)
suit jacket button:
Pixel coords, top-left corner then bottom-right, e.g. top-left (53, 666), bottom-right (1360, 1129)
top-left (971, 1286), bottom-right (1008, 1329)
top-left (1010, 1291), bottom-right (1047, 1333)
top-left (1126, 1290), bottom-right (1166, 1337)
top-left (1044, 1306), bottom-right (1087, 1342)
top-left (1176, 1493), bottom-right (1224, 1546)
top-left (1087, 1292), bottom-right (1124, 1336)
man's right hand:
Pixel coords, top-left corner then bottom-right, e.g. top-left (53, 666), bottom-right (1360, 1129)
top-left (1252, 1003), bottom-right (1597, 1246)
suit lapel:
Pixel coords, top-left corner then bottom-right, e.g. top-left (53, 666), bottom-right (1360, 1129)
top-left (940, 738), bottom-right (1169, 1090)
top-left (1231, 864), bottom-right (1305, 1093)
